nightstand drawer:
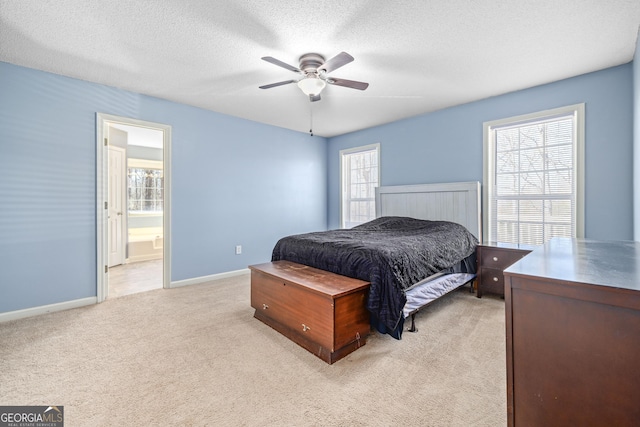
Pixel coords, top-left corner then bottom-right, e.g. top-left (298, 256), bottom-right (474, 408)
top-left (479, 267), bottom-right (505, 295)
top-left (476, 244), bottom-right (532, 298)
top-left (480, 248), bottom-right (527, 270)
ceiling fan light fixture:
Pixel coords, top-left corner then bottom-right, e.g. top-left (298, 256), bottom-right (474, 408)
top-left (297, 76), bottom-right (326, 96)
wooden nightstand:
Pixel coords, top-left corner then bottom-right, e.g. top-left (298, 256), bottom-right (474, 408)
top-left (476, 243), bottom-right (532, 298)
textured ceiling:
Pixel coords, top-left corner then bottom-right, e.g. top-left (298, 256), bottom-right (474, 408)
top-left (1, 0), bottom-right (639, 137)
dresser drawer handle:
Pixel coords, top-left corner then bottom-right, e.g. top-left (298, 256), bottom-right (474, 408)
top-left (493, 256), bottom-right (499, 262)
top-left (493, 277), bottom-right (499, 282)
top-left (262, 303), bottom-right (269, 310)
top-left (302, 324), bottom-right (311, 332)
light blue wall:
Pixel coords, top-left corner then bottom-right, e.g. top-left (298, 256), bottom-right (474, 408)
top-left (0, 61), bottom-right (327, 313)
top-left (633, 31), bottom-right (640, 241)
top-left (328, 64), bottom-right (634, 241)
top-left (1, 58), bottom-right (636, 315)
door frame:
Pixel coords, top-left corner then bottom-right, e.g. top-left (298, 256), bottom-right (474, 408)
top-left (96, 113), bottom-right (172, 302)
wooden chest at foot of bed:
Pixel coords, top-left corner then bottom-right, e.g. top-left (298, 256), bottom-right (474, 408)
top-left (249, 261), bottom-right (370, 364)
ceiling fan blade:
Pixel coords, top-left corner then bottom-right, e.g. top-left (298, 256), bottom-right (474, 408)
top-left (259, 80), bottom-right (296, 89)
top-left (261, 56), bottom-right (301, 73)
top-left (319, 52), bottom-right (354, 73)
top-left (309, 94), bottom-right (321, 102)
top-left (327, 77), bottom-right (369, 91)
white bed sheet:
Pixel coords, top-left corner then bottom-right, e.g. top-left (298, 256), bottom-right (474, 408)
top-left (403, 273), bottom-right (476, 318)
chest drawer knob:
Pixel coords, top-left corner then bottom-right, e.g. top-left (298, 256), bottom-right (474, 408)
top-left (262, 303), bottom-right (269, 310)
top-left (493, 277), bottom-right (499, 282)
top-left (302, 324), bottom-right (311, 332)
top-left (493, 256), bottom-right (499, 262)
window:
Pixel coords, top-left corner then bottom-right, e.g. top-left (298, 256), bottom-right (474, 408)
top-left (483, 104), bottom-right (584, 246)
top-left (127, 159), bottom-right (163, 214)
top-left (340, 144), bottom-right (380, 228)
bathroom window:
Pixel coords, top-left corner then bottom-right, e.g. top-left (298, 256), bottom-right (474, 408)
top-left (128, 159), bottom-right (163, 214)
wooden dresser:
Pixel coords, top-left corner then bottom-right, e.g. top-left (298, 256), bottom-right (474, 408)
top-left (476, 243), bottom-right (532, 298)
top-left (503, 238), bottom-right (640, 426)
top-left (249, 261), bottom-right (370, 364)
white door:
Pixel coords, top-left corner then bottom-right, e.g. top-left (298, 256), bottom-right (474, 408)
top-left (108, 145), bottom-right (126, 267)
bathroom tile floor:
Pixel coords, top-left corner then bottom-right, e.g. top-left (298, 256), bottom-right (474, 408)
top-left (108, 259), bottom-right (163, 299)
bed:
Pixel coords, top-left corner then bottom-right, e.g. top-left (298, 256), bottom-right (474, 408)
top-left (271, 181), bottom-right (482, 339)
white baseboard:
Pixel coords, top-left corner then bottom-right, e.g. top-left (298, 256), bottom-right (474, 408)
top-left (1, 268), bottom-right (250, 322)
top-left (0, 297), bottom-right (97, 323)
top-left (170, 268), bottom-right (250, 288)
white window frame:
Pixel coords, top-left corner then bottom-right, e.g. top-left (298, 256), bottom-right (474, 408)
top-left (340, 143), bottom-right (381, 229)
top-left (483, 104), bottom-right (585, 245)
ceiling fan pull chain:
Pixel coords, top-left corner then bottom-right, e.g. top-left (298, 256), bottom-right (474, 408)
top-left (309, 101), bottom-right (313, 137)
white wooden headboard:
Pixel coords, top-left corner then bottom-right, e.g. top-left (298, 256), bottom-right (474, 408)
top-left (375, 181), bottom-right (482, 241)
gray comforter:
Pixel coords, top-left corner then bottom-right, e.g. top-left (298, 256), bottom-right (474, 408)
top-left (271, 216), bottom-right (478, 335)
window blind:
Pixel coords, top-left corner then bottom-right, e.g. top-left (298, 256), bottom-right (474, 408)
top-left (341, 145), bottom-right (379, 228)
top-left (486, 106), bottom-right (583, 246)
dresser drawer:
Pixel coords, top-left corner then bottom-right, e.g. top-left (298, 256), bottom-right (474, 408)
top-left (480, 248), bottom-right (527, 270)
top-left (251, 269), bottom-right (334, 349)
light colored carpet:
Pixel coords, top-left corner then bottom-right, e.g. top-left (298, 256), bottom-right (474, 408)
top-left (0, 274), bottom-right (507, 426)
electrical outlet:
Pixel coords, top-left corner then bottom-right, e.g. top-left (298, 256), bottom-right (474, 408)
top-left (235, 245), bottom-right (242, 255)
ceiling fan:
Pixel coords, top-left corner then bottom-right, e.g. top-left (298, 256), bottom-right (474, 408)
top-left (259, 52), bottom-right (369, 102)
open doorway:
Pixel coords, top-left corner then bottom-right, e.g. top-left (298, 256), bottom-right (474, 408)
top-left (96, 114), bottom-right (171, 302)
